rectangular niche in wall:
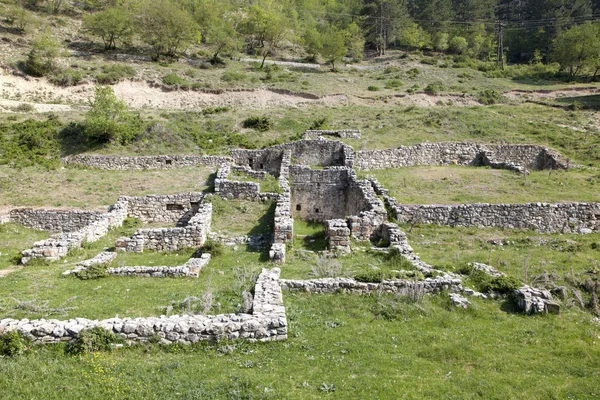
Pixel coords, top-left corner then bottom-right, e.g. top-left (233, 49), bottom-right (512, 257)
top-left (165, 159), bottom-right (173, 165)
top-left (166, 204), bottom-right (185, 211)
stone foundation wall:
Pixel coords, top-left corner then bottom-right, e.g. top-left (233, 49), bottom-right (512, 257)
top-left (0, 268), bottom-right (287, 345)
top-left (107, 254), bottom-right (211, 278)
top-left (392, 202), bottom-right (600, 234)
top-left (62, 155), bottom-right (230, 170)
top-left (9, 209), bottom-right (106, 233)
top-left (270, 150), bottom-right (293, 263)
top-left (355, 142), bottom-right (568, 172)
top-left (303, 130), bottom-right (361, 139)
top-left (325, 219), bottom-right (351, 254)
top-left (120, 193), bottom-right (205, 225)
top-left (280, 276), bottom-right (462, 294)
top-left (214, 164), bottom-right (278, 201)
top-left (231, 139), bottom-right (354, 173)
top-left (21, 201), bottom-right (128, 264)
top-left (116, 203), bottom-right (212, 252)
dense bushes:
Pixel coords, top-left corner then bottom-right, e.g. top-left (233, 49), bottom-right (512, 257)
top-left (95, 64), bottom-right (136, 84)
top-left (65, 327), bottom-right (123, 355)
top-left (242, 116), bottom-right (272, 132)
top-left (0, 331), bottom-right (31, 357)
top-left (0, 117), bottom-right (61, 169)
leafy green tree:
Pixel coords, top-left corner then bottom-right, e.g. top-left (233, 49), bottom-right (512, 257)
top-left (344, 22), bottom-right (365, 62)
top-left (302, 26), bottom-right (323, 62)
top-left (398, 23), bottom-right (431, 50)
top-left (552, 22), bottom-right (600, 78)
top-left (138, 0), bottom-right (200, 59)
top-left (448, 36), bottom-right (468, 55)
top-left (320, 28), bottom-right (347, 70)
top-left (83, 7), bottom-right (134, 50)
top-left (361, 0), bottom-right (410, 55)
top-left (84, 86), bottom-right (142, 144)
top-left (23, 33), bottom-right (61, 77)
top-left (434, 32), bottom-right (449, 52)
top-left (241, 0), bottom-right (290, 68)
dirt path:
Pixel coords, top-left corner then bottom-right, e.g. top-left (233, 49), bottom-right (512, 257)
top-left (0, 71), bottom-right (350, 111)
top-left (0, 266), bottom-right (21, 278)
top-left (504, 87), bottom-right (600, 101)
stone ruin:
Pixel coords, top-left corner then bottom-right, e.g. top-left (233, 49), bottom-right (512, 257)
top-left (1, 136), bottom-right (598, 345)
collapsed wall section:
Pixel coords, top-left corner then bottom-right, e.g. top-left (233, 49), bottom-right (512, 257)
top-left (231, 139), bottom-right (354, 173)
top-left (0, 268), bottom-right (287, 345)
top-left (9, 209), bottom-right (106, 233)
top-left (21, 201), bottom-right (128, 264)
top-left (116, 203), bottom-right (212, 252)
top-left (392, 202), bottom-right (600, 234)
top-left (62, 155), bottom-right (230, 170)
top-left (355, 142), bottom-right (568, 172)
top-left (120, 193), bottom-right (205, 226)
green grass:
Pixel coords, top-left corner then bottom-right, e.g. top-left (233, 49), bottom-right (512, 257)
top-left (0, 223), bottom-right (48, 270)
top-left (0, 165), bottom-right (213, 208)
top-left (368, 166), bottom-right (600, 205)
top-left (229, 170), bottom-right (282, 194)
top-left (0, 294), bottom-right (598, 399)
top-left (210, 197), bottom-right (275, 237)
top-left (405, 224), bottom-right (600, 282)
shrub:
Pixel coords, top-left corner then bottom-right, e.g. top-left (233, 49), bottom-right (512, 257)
top-left (449, 36), bottom-right (468, 55)
top-left (385, 79), bottom-right (403, 89)
top-left (202, 238), bottom-right (223, 257)
top-left (202, 106), bottom-right (229, 115)
top-left (12, 103), bottom-right (35, 113)
top-left (468, 270), bottom-right (521, 295)
top-left (478, 89), bottom-right (502, 105)
top-left (242, 116), bottom-right (272, 132)
top-left (162, 73), bottom-right (189, 87)
top-left (0, 331), bottom-right (31, 357)
top-left (75, 263), bottom-right (108, 280)
top-left (367, 85), bottom-right (380, 91)
top-left (424, 82), bottom-right (444, 95)
top-left (95, 64), bottom-right (135, 84)
top-left (221, 70), bottom-right (247, 82)
top-left (84, 85), bottom-right (144, 144)
top-left (407, 68), bottom-right (420, 78)
top-left (65, 327), bottom-right (123, 355)
top-left (49, 68), bottom-right (85, 87)
top-left (420, 57), bottom-right (437, 65)
top-left (308, 117), bottom-right (329, 130)
top-left (0, 117), bottom-right (61, 169)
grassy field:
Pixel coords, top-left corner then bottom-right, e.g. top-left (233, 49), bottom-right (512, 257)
top-left (0, 294), bottom-right (598, 399)
top-left (368, 166), bottom-right (600, 205)
top-left (0, 165), bottom-right (213, 208)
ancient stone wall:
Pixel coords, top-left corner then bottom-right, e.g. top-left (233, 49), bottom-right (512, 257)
top-left (302, 130), bottom-right (361, 140)
top-left (392, 202), bottom-right (600, 234)
top-left (21, 201), bottom-right (129, 264)
top-left (9, 209), bottom-right (106, 233)
top-left (107, 254), bottom-right (211, 278)
top-left (214, 164), bottom-right (278, 201)
top-left (355, 142), bottom-right (568, 172)
top-left (120, 193), bottom-right (205, 225)
top-left (231, 139), bottom-right (355, 173)
top-left (62, 155), bottom-right (230, 170)
top-left (0, 268), bottom-right (287, 345)
top-left (280, 276), bottom-right (462, 295)
top-left (270, 150), bottom-right (293, 263)
top-left (116, 203), bottom-right (212, 252)
top-left (325, 219), bottom-right (351, 254)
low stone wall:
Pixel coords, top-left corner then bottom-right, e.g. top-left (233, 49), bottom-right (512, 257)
top-left (303, 130), bottom-right (361, 140)
top-left (214, 164), bottom-right (277, 202)
top-left (355, 142), bottom-right (568, 172)
top-left (514, 286), bottom-right (560, 314)
top-left (107, 254), bottom-right (211, 278)
top-left (280, 276), bottom-right (462, 295)
top-left (392, 202), bottom-right (600, 234)
top-left (62, 155), bottom-right (230, 170)
top-left (116, 203), bottom-right (212, 252)
top-left (21, 201), bottom-right (128, 264)
top-left (326, 219), bottom-right (351, 255)
top-left (9, 209), bottom-right (106, 233)
top-left (231, 165), bottom-right (267, 180)
top-left (0, 268), bottom-right (287, 345)
top-left (120, 193), bottom-right (205, 225)
top-left (270, 150), bottom-right (293, 263)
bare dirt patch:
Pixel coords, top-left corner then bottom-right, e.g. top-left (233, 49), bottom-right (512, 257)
top-left (504, 87), bottom-right (600, 101)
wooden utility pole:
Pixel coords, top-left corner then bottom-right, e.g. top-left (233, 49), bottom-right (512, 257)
top-left (496, 21), bottom-right (505, 70)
